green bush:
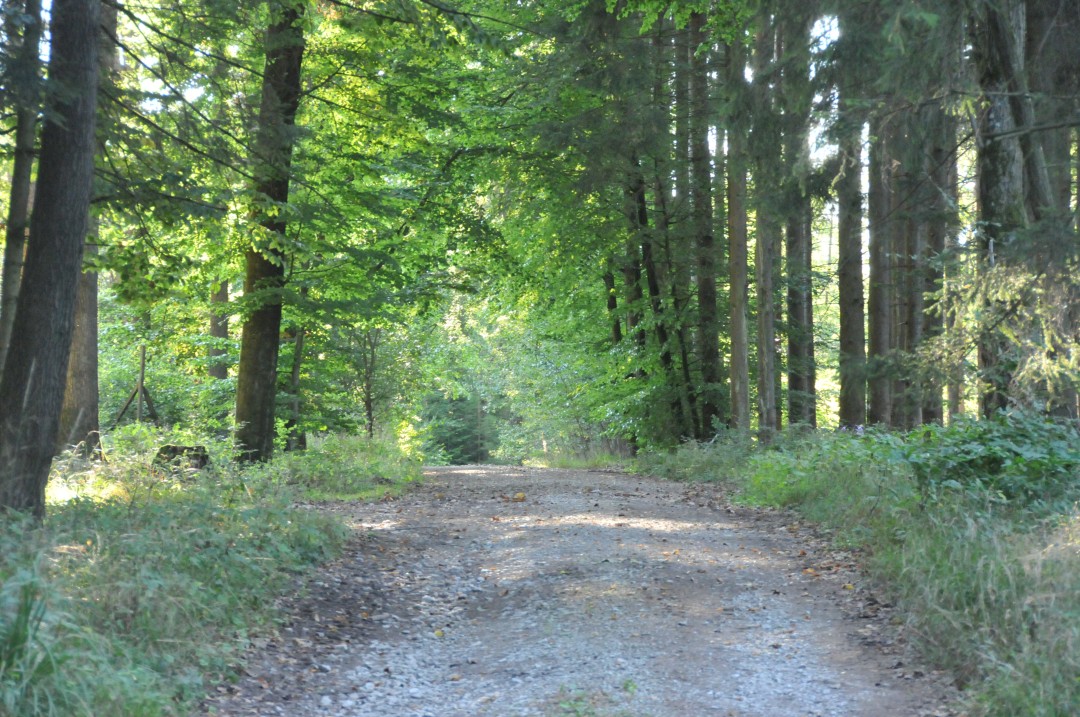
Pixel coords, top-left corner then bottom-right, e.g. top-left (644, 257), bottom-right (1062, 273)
top-left (902, 411), bottom-right (1080, 507)
top-left (268, 433), bottom-right (423, 500)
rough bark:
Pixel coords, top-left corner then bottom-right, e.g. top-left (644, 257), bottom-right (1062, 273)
top-left (209, 282), bottom-right (230, 380)
top-left (867, 114), bottom-right (894, 426)
top-left (781, 15), bottom-right (816, 427)
top-left (689, 12), bottom-right (723, 436)
top-left (972, 0), bottom-right (1027, 418)
top-left (0, 0), bottom-right (42, 375)
top-left (751, 21), bottom-right (780, 442)
top-left (235, 2), bottom-right (305, 461)
top-left (0, 0), bottom-right (99, 518)
top-left (726, 41), bottom-right (751, 432)
top-left (836, 115), bottom-right (866, 428)
top-left (57, 244), bottom-right (99, 454)
top-left (57, 2), bottom-right (116, 457)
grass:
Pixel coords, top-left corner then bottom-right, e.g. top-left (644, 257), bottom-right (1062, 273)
top-left (641, 419), bottom-right (1080, 717)
top-left (0, 430), bottom-right (421, 717)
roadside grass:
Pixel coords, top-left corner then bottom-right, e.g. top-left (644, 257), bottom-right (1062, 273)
top-left (641, 414), bottom-right (1080, 717)
top-left (0, 430), bottom-right (419, 717)
top-left (524, 451), bottom-right (632, 472)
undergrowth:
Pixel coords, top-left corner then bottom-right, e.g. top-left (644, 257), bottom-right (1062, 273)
top-left (643, 411), bottom-right (1080, 717)
top-left (0, 429), bottom-right (419, 717)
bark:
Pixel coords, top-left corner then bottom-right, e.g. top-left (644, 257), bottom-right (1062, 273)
top-left (0, 0), bottom-right (42, 375)
top-left (0, 0), bottom-right (99, 518)
top-left (284, 323), bottom-right (307, 451)
top-left (781, 16), bottom-right (816, 427)
top-left (57, 244), bottom-right (99, 454)
top-left (751, 22), bottom-right (780, 442)
top-left (972, 0), bottom-right (1027, 418)
top-left (602, 263), bottom-right (622, 345)
top-left (57, 1), bottom-right (116, 457)
top-left (836, 115), bottom-right (866, 428)
top-left (921, 108), bottom-right (957, 425)
top-left (867, 114), bottom-right (893, 425)
top-left (209, 282), bottom-right (230, 380)
top-left (726, 41), bottom-right (751, 432)
top-left (235, 2), bottom-right (305, 462)
top-left (689, 12), bottom-right (723, 436)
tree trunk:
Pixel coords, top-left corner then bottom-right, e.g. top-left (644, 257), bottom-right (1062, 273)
top-left (235, 2), bottom-right (305, 462)
top-left (57, 1), bottom-right (116, 457)
top-left (689, 12), bottom-right (723, 436)
top-left (57, 244), bottom-right (99, 455)
top-left (0, 0), bottom-right (43, 376)
top-left (726, 41), bottom-right (751, 432)
top-left (837, 115), bottom-right (866, 428)
top-left (972, 0), bottom-right (1027, 418)
top-left (751, 21), bottom-right (780, 442)
top-left (602, 263), bottom-right (622, 345)
top-left (867, 114), bottom-right (894, 425)
top-left (209, 281), bottom-right (230, 380)
top-left (780, 11), bottom-right (816, 428)
top-left (0, 0), bottom-right (99, 518)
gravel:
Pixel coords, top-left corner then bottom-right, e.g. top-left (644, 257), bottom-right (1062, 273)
top-left (203, 466), bottom-right (958, 717)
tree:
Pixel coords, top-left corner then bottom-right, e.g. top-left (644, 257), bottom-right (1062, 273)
top-left (235, 0), bottom-right (306, 461)
top-left (58, 1), bottom-right (120, 456)
top-left (0, 0), bottom-right (99, 517)
top-left (0, 0), bottom-right (42, 375)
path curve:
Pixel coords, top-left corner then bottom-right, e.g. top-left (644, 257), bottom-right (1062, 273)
top-left (204, 466), bottom-right (956, 717)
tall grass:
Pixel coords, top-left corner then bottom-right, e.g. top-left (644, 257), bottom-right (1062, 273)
top-left (1, 430), bottom-right (420, 717)
top-left (643, 417), bottom-right (1080, 717)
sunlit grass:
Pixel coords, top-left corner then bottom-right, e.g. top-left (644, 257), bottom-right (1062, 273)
top-left (4, 429), bottom-right (427, 716)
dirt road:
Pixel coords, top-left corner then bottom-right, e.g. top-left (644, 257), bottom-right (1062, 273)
top-left (203, 466), bottom-right (957, 716)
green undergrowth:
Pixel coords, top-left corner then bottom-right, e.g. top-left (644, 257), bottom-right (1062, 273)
top-left (0, 429), bottom-right (421, 717)
top-left (641, 412), bottom-right (1080, 717)
top-left (260, 433), bottom-right (423, 501)
top-left (524, 451), bottom-right (632, 471)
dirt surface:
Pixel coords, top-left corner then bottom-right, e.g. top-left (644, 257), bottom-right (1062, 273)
top-left (202, 466), bottom-right (960, 717)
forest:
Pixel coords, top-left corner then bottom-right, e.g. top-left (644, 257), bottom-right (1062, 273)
top-left (0, 0), bottom-right (1078, 715)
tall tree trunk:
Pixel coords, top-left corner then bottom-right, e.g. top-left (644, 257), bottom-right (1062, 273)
top-left (0, 0), bottom-right (99, 518)
top-left (0, 0), bottom-right (42, 375)
top-left (235, 2), bottom-right (305, 461)
top-left (751, 21), bottom-right (780, 442)
top-left (57, 245), bottom-right (99, 454)
top-left (972, 0), bottom-right (1027, 418)
top-left (689, 12), bottom-right (723, 436)
top-left (781, 15), bottom-right (816, 427)
top-left (836, 116), bottom-right (866, 428)
top-left (726, 41), bottom-right (751, 432)
top-left (920, 107), bottom-right (957, 425)
top-left (209, 281), bottom-right (230, 380)
top-left (57, 1), bottom-right (116, 457)
top-left (867, 114), bottom-right (894, 425)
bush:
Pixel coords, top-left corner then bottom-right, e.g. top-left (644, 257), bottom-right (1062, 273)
top-left (902, 411), bottom-right (1080, 507)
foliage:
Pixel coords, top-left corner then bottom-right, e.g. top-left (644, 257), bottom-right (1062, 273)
top-left (0, 438), bottom-right (351, 717)
top-left (902, 411), bottom-right (1080, 507)
top-left (646, 424), bottom-right (1080, 716)
top-left (264, 433), bottom-right (423, 501)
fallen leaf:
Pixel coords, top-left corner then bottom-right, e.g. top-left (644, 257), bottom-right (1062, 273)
top-left (512, 492), bottom-right (526, 502)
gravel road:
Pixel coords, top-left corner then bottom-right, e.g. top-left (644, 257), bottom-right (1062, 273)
top-left (202, 465), bottom-right (958, 717)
